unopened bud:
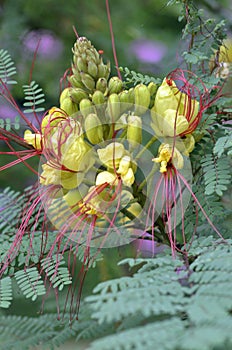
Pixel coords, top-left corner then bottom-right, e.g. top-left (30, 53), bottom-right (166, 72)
top-left (60, 97), bottom-right (79, 116)
top-left (88, 60), bottom-right (98, 78)
top-left (79, 98), bottom-right (93, 118)
top-left (96, 77), bottom-right (108, 93)
top-left (69, 87), bottom-right (89, 104)
top-left (92, 90), bottom-right (105, 105)
top-left (85, 113), bottom-right (104, 144)
top-left (108, 76), bottom-right (123, 94)
top-left (107, 93), bottom-right (121, 122)
top-left (80, 72), bottom-right (95, 91)
top-left (127, 115), bottom-right (142, 149)
top-left (134, 84), bottom-right (150, 115)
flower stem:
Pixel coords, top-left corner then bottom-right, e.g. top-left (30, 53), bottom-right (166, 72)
top-left (135, 135), bottom-right (157, 160)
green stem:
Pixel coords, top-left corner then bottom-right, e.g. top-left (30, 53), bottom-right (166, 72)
top-left (135, 135), bottom-right (157, 160)
top-left (137, 163), bottom-right (158, 192)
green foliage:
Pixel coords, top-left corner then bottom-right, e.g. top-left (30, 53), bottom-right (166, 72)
top-left (79, 240), bottom-right (232, 350)
top-left (15, 267), bottom-right (46, 301)
top-left (201, 154), bottom-right (231, 196)
top-left (119, 67), bottom-right (161, 86)
top-left (0, 187), bottom-right (73, 306)
top-left (0, 116), bottom-right (20, 131)
top-left (41, 255), bottom-right (72, 291)
top-left (23, 80), bottom-right (45, 113)
top-left (214, 130), bottom-right (232, 156)
top-left (0, 313), bottom-right (78, 350)
top-left (0, 277), bottom-right (12, 308)
top-left (0, 187), bottom-right (24, 234)
top-left (0, 49), bottom-right (17, 85)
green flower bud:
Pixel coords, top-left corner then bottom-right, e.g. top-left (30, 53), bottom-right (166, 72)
top-left (92, 90), bottom-right (105, 105)
top-left (63, 189), bottom-right (82, 212)
top-left (127, 115), bottom-right (142, 149)
top-left (69, 87), bottom-right (89, 104)
top-left (86, 48), bottom-right (99, 63)
top-left (68, 75), bottom-right (85, 89)
top-left (134, 84), bottom-right (150, 115)
top-left (80, 72), bottom-right (95, 91)
top-left (107, 93), bottom-right (121, 122)
top-left (79, 98), bottom-right (93, 118)
top-left (108, 76), bottom-right (123, 94)
top-left (119, 90), bottom-right (131, 112)
top-left (85, 113), bottom-right (104, 144)
top-left (96, 77), bottom-right (108, 93)
top-left (88, 60), bottom-right (98, 79)
top-left (128, 88), bottom-right (135, 104)
top-left (59, 87), bottom-right (71, 105)
top-left (76, 57), bottom-right (88, 73)
top-left (97, 59), bottom-right (110, 79)
top-left (60, 97), bottom-right (79, 116)
top-left (147, 82), bottom-right (157, 96)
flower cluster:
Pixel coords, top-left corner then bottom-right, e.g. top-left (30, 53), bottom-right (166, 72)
top-left (21, 36), bottom-right (219, 250)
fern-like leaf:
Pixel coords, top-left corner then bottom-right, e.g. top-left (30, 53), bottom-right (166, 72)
top-left (23, 80), bottom-right (45, 113)
top-left (15, 267), bottom-right (46, 301)
top-left (82, 240), bottom-right (232, 350)
top-left (119, 66), bottom-right (161, 86)
top-left (0, 277), bottom-right (12, 308)
top-left (86, 256), bottom-right (184, 325)
top-left (0, 49), bottom-right (17, 85)
top-left (214, 130), bottom-right (232, 157)
top-left (201, 154), bottom-right (231, 196)
top-left (0, 187), bottom-right (24, 234)
top-left (41, 255), bottom-right (72, 291)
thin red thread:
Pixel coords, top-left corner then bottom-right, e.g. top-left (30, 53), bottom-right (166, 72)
top-left (105, 0), bottom-right (122, 80)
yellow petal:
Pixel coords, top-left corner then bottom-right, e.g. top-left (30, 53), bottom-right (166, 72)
top-left (163, 109), bottom-right (189, 136)
top-left (118, 156), bottom-right (131, 176)
top-left (97, 142), bottom-right (125, 169)
top-left (122, 168), bottom-right (135, 187)
top-left (24, 130), bottom-right (42, 150)
top-left (96, 171), bottom-right (117, 186)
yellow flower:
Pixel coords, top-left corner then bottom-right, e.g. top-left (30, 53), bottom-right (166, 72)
top-left (41, 107), bottom-right (67, 134)
top-left (40, 118), bottom-right (95, 189)
top-left (40, 163), bottom-right (79, 189)
top-left (97, 142), bottom-right (125, 169)
top-left (63, 188), bottom-right (82, 212)
top-left (151, 78), bottom-right (199, 137)
top-left (96, 171), bottom-right (118, 186)
top-left (24, 130), bottom-right (43, 150)
top-left (153, 143), bottom-right (184, 173)
top-left (151, 109), bottom-right (189, 138)
top-left (79, 186), bottom-right (113, 216)
top-left (97, 145), bottom-right (135, 187)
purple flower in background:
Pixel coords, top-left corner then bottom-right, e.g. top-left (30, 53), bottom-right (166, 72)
top-left (132, 230), bottom-right (167, 257)
top-left (23, 30), bottom-right (63, 59)
top-left (130, 39), bottom-right (167, 63)
top-left (0, 103), bottom-right (16, 120)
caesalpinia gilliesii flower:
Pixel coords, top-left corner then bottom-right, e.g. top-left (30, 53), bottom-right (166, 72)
top-left (96, 142), bottom-right (136, 187)
top-left (151, 77), bottom-right (199, 138)
top-left (41, 119), bottom-right (94, 190)
top-left (151, 73), bottom-right (201, 172)
top-left (24, 107), bottom-right (94, 190)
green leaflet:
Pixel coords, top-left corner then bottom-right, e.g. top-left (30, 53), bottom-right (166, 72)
top-left (0, 49), bottom-right (17, 85)
top-left (23, 80), bottom-right (45, 113)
